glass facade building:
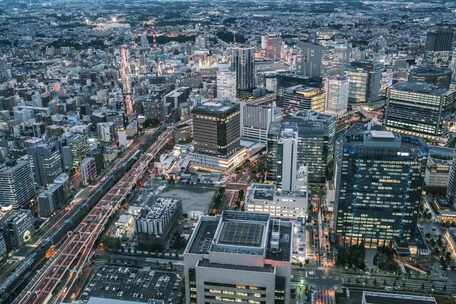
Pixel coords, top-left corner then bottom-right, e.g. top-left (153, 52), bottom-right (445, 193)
top-left (336, 127), bottom-right (427, 247)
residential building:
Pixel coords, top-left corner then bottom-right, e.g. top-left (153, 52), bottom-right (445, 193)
top-left (80, 157), bottom-right (97, 186)
top-left (26, 140), bottom-right (62, 187)
top-left (0, 158), bottom-right (35, 209)
top-left (184, 211), bottom-right (292, 304)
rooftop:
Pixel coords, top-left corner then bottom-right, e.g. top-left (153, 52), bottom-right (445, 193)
top-left (192, 101), bottom-right (239, 115)
top-left (362, 291), bottom-right (436, 304)
top-left (391, 81), bottom-right (449, 96)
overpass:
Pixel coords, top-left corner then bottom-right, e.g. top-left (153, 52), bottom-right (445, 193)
top-left (13, 128), bottom-right (174, 304)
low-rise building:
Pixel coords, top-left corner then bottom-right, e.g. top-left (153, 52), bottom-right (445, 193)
top-left (246, 183), bottom-right (308, 219)
top-left (184, 211), bottom-right (293, 304)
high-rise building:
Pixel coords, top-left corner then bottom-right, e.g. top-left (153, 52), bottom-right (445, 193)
top-left (7, 209), bottom-right (34, 248)
top-left (409, 65), bottom-right (452, 89)
top-left (448, 158), bottom-right (456, 207)
top-left (336, 127), bottom-right (427, 247)
top-left (324, 75), bottom-right (349, 115)
top-left (0, 158), bottom-right (35, 209)
top-left (80, 157), bottom-right (97, 186)
top-left (268, 112), bottom-right (336, 184)
top-left (192, 101), bottom-right (240, 158)
top-left (240, 98), bottom-right (276, 144)
top-left (216, 64), bottom-right (237, 101)
top-left (261, 33), bottom-right (282, 61)
top-left (184, 210), bottom-right (292, 304)
top-left (231, 47), bottom-right (256, 94)
top-left (279, 85), bottom-right (325, 114)
top-left (384, 81), bottom-right (456, 142)
top-left (276, 127), bottom-right (299, 191)
top-left (297, 42), bottom-right (323, 79)
top-left (345, 60), bottom-right (382, 104)
top-left (425, 25), bottom-right (454, 67)
top-left (27, 140), bottom-right (62, 187)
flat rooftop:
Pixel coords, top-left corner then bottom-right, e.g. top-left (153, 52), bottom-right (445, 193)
top-left (362, 291), bottom-right (436, 304)
top-left (188, 218), bottom-right (219, 254)
top-left (218, 221), bottom-right (264, 247)
top-left (392, 81), bottom-right (449, 95)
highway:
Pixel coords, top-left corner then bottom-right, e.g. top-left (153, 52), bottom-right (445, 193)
top-left (13, 128), bottom-right (174, 304)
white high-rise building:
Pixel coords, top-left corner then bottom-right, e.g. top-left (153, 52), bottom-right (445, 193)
top-left (277, 128), bottom-right (299, 192)
top-left (216, 63), bottom-right (237, 101)
top-left (325, 75), bottom-right (349, 115)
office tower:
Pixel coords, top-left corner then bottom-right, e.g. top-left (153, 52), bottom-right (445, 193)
top-left (331, 42), bottom-right (352, 74)
top-left (0, 158), bottom-right (35, 209)
top-left (261, 33), bottom-right (282, 61)
top-left (384, 81), bottom-right (456, 142)
top-left (184, 210), bottom-right (292, 304)
top-left (27, 140), bottom-right (62, 187)
top-left (268, 112), bottom-right (335, 184)
top-left (345, 60), bottom-right (382, 103)
top-left (279, 85), bottom-right (325, 114)
top-left (408, 65), bottom-right (452, 89)
top-left (425, 25), bottom-right (454, 67)
top-left (336, 127), bottom-right (427, 247)
top-left (65, 133), bottom-right (89, 170)
top-left (425, 146), bottom-right (455, 189)
top-left (297, 42), bottom-right (323, 79)
top-left (324, 75), bottom-right (349, 115)
top-left (216, 64), bottom-right (237, 101)
top-left (231, 47), bottom-right (256, 94)
top-left (276, 127), bottom-right (299, 191)
top-left (240, 99), bottom-right (275, 143)
top-left (192, 101), bottom-right (240, 158)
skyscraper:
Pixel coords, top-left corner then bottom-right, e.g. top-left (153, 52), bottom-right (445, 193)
top-left (324, 75), bottom-right (349, 115)
top-left (425, 25), bottom-right (454, 67)
top-left (268, 111), bottom-right (335, 184)
top-left (27, 140), bottom-right (62, 187)
top-left (345, 60), bottom-right (382, 104)
top-left (336, 127), bottom-right (427, 247)
top-left (231, 47), bottom-right (255, 94)
top-left (276, 127), bottom-right (299, 191)
top-left (192, 101), bottom-right (240, 158)
top-left (383, 81), bottom-right (456, 142)
top-left (297, 42), bottom-right (323, 79)
top-left (216, 63), bottom-right (237, 101)
top-left (0, 157), bottom-right (36, 209)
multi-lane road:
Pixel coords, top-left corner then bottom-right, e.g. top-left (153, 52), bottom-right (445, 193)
top-left (13, 128), bottom-right (173, 304)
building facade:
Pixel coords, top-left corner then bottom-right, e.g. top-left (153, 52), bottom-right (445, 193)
top-left (184, 211), bottom-right (292, 304)
top-left (345, 60), bottom-right (382, 104)
top-left (336, 127), bottom-right (427, 247)
top-left (0, 157), bottom-right (35, 209)
top-left (192, 102), bottom-right (240, 158)
top-left (324, 75), bottom-right (349, 115)
top-left (383, 81), bottom-right (456, 142)
top-left (240, 100), bottom-right (276, 144)
top-left (231, 47), bottom-right (256, 94)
